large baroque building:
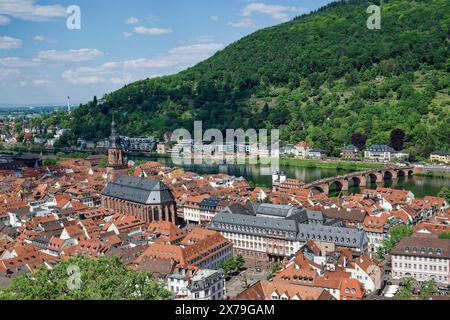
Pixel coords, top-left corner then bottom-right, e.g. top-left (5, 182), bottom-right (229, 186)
top-left (391, 233), bottom-right (449, 284)
top-left (101, 175), bottom-right (178, 225)
top-left (209, 202), bottom-right (368, 263)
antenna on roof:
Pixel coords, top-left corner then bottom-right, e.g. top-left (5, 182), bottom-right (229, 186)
top-left (67, 96), bottom-right (72, 115)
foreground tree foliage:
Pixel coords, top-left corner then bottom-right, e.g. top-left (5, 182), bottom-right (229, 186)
top-left (395, 277), bottom-right (438, 300)
top-left (0, 256), bottom-right (171, 300)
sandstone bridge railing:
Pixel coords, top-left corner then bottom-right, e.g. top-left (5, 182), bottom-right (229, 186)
top-left (302, 166), bottom-right (419, 194)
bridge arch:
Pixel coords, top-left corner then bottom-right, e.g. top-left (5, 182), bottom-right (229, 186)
top-left (408, 169), bottom-right (414, 176)
top-left (368, 173), bottom-right (378, 183)
top-left (349, 176), bottom-right (362, 187)
top-left (396, 170), bottom-right (405, 178)
top-left (329, 180), bottom-right (343, 193)
top-left (312, 186), bottom-right (325, 194)
top-left (383, 170), bottom-right (393, 180)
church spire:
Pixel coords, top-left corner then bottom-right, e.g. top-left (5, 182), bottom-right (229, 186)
top-left (109, 116), bottom-right (120, 148)
top-left (106, 115), bottom-right (127, 182)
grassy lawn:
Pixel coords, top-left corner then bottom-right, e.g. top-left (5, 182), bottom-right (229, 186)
top-left (415, 171), bottom-right (450, 179)
top-left (279, 158), bottom-right (385, 170)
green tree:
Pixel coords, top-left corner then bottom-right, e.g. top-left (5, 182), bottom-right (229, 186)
top-left (395, 277), bottom-right (415, 300)
top-left (218, 258), bottom-right (235, 276)
top-left (266, 263), bottom-right (281, 280)
top-left (42, 157), bottom-right (59, 166)
top-left (235, 254), bottom-right (246, 271)
top-left (438, 231), bottom-right (450, 239)
top-left (437, 187), bottom-right (450, 202)
top-left (98, 156), bottom-right (109, 168)
top-left (0, 256), bottom-right (171, 300)
top-left (219, 255), bottom-right (246, 276)
top-left (419, 280), bottom-right (437, 299)
top-left (377, 225), bottom-right (413, 260)
top-left (395, 277), bottom-right (438, 300)
top-left (390, 128), bottom-right (406, 151)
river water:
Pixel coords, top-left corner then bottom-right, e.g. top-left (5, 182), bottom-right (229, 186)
top-left (135, 156), bottom-right (450, 198)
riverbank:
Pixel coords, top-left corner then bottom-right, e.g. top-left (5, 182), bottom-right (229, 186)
top-left (416, 171), bottom-right (450, 179)
top-left (279, 158), bottom-right (385, 170)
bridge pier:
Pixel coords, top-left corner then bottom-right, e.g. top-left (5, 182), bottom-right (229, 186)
top-left (392, 170), bottom-right (398, 179)
top-left (341, 179), bottom-right (349, 191)
top-left (359, 176), bottom-right (367, 187)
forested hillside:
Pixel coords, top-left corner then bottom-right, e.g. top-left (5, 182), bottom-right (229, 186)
top-left (59, 0), bottom-right (449, 158)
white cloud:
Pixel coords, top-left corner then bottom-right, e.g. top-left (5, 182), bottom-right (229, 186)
top-left (168, 43), bottom-right (223, 57)
top-left (0, 57), bottom-right (41, 67)
top-left (62, 69), bottom-right (106, 85)
top-left (241, 2), bottom-right (307, 21)
top-left (210, 15), bottom-right (219, 21)
top-left (0, 15), bottom-right (10, 25)
top-left (34, 35), bottom-right (55, 43)
top-left (62, 43), bottom-right (224, 85)
top-left (133, 26), bottom-right (173, 35)
top-left (125, 17), bottom-right (139, 24)
top-left (110, 74), bottom-right (137, 85)
top-left (0, 0), bottom-right (67, 22)
top-left (227, 18), bottom-right (256, 28)
top-left (0, 68), bottom-right (20, 81)
top-left (38, 48), bottom-right (104, 62)
top-left (0, 36), bottom-right (22, 49)
top-left (32, 79), bottom-right (52, 86)
top-left (123, 32), bottom-right (133, 38)
top-left (121, 43), bottom-right (224, 69)
top-left (194, 35), bottom-right (216, 43)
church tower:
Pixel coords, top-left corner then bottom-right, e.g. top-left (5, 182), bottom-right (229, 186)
top-left (106, 117), bottom-right (128, 182)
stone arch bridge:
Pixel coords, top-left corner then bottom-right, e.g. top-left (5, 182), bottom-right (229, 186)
top-left (303, 166), bottom-right (420, 195)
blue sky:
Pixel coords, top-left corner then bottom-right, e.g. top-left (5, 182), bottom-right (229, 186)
top-left (0, 0), bottom-right (334, 106)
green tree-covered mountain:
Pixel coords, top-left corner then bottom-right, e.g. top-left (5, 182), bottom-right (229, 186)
top-left (62, 0), bottom-right (450, 158)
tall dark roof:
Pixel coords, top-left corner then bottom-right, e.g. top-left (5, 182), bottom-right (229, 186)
top-left (102, 176), bottom-right (174, 205)
top-left (200, 198), bottom-right (218, 208)
top-left (109, 117), bottom-right (121, 148)
top-left (366, 144), bottom-right (395, 152)
top-left (343, 145), bottom-right (359, 152)
top-left (322, 207), bottom-right (366, 223)
top-left (431, 150), bottom-right (450, 156)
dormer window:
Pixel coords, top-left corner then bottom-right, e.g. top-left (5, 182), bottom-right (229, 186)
top-left (412, 247), bottom-right (418, 253)
top-left (405, 247), bottom-right (409, 253)
top-left (436, 249), bottom-right (442, 255)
